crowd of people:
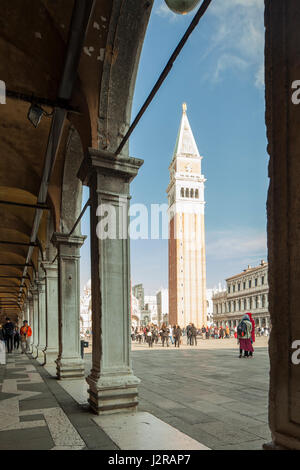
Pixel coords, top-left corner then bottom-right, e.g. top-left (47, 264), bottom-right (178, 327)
top-left (131, 323), bottom-right (195, 348)
top-left (0, 317), bottom-right (32, 354)
top-left (131, 315), bottom-right (270, 355)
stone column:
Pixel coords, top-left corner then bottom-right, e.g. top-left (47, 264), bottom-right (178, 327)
top-left (28, 295), bottom-right (34, 352)
top-left (42, 260), bottom-right (59, 364)
top-left (265, 0), bottom-right (300, 449)
top-left (78, 149), bottom-right (143, 415)
top-left (36, 278), bottom-right (46, 364)
top-left (51, 233), bottom-right (86, 379)
top-left (31, 285), bottom-right (39, 356)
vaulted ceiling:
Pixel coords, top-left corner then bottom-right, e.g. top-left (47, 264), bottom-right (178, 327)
top-left (0, 0), bottom-right (153, 322)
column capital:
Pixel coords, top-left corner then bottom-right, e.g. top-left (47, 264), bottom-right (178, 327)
top-left (36, 278), bottom-right (45, 290)
top-left (51, 233), bottom-right (86, 249)
top-left (78, 148), bottom-right (144, 186)
top-left (41, 259), bottom-right (58, 278)
top-left (31, 288), bottom-right (39, 299)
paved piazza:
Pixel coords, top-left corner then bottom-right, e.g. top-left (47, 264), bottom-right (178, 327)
top-left (130, 337), bottom-right (271, 450)
top-left (0, 337), bottom-right (270, 450)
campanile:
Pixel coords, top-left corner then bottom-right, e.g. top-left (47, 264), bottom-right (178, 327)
top-left (167, 103), bottom-right (207, 327)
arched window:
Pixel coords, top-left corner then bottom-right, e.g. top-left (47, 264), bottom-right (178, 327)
top-left (185, 188), bottom-right (189, 197)
top-left (190, 188), bottom-right (194, 198)
top-left (181, 188), bottom-right (184, 197)
top-left (195, 189), bottom-right (199, 198)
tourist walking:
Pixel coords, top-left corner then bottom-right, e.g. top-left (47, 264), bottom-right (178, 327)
top-left (20, 320), bottom-right (32, 354)
top-left (174, 325), bottom-right (182, 348)
top-left (161, 324), bottom-right (169, 347)
top-left (3, 317), bottom-right (15, 353)
top-left (237, 314), bottom-right (254, 358)
top-left (186, 323), bottom-right (192, 345)
top-left (13, 326), bottom-right (20, 350)
top-left (146, 328), bottom-right (153, 348)
top-left (201, 325), bottom-right (206, 340)
top-left (169, 325), bottom-right (174, 345)
top-left (191, 323), bottom-right (197, 346)
top-left (152, 328), bottom-right (159, 344)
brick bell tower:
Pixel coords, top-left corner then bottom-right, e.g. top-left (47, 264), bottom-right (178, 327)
top-left (167, 103), bottom-right (207, 328)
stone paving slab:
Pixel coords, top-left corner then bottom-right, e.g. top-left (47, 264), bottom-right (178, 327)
top-left (0, 352), bottom-right (118, 450)
top-left (94, 412), bottom-right (210, 450)
top-left (0, 426), bottom-right (54, 450)
top-left (106, 338), bottom-right (270, 450)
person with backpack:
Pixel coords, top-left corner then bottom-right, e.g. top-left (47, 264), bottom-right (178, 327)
top-left (237, 314), bottom-right (254, 358)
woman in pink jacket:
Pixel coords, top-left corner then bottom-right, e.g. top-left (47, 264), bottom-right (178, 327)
top-left (247, 312), bottom-right (255, 357)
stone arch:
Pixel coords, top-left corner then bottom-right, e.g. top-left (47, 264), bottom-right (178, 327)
top-left (59, 127), bottom-right (84, 234)
top-left (97, 0), bottom-right (154, 154)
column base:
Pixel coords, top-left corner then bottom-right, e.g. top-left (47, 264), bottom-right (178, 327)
top-left (263, 433), bottom-right (300, 450)
top-left (44, 349), bottom-right (59, 365)
top-left (36, 347), bottom-right (46, 364)
top-left (263, 441), bottom-right (288, 450)
top-left (56, 357), bottom-right (85, 380)
top-left (86, 373), bottom-right (140, 415)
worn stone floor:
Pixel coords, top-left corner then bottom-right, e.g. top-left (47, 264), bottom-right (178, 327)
top-left (128, 338), bottom-right (271, 450)
top-left (0, 339), bottom-right (271, 450)
top-left (0, 352), bottom-right (117, 450)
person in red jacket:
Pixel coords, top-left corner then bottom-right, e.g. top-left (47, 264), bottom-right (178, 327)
top-left (247, 312), bottom-right (255, 358)
top-left (20, 320), bottom-right (32, 354)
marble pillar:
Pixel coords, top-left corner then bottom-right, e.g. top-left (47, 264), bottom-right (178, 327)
top-left (28, 295), bottom-right (34, 353)
top-left (31, 286), bottom-right (39, 356)
top-left (51, 233), bottom-right (86, 379)
top-left (36, 278), bottom-right (46, 364)
top-left (42, 260), bottom-right (59, 364)
top-left (79, 149), bottom-right (143, 415)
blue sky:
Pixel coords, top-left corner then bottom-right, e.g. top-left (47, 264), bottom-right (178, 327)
top-left (80, 0), bottom-right (267, 295)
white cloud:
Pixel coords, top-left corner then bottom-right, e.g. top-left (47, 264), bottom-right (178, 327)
top-left (206, 229), bottom-right (267, 261)
top-left (153, 0), bottom-right (264, 87)
top-left (213, 54), bottom-right (249, 83)
top-left (207, 0), bottom-right (264, 88)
